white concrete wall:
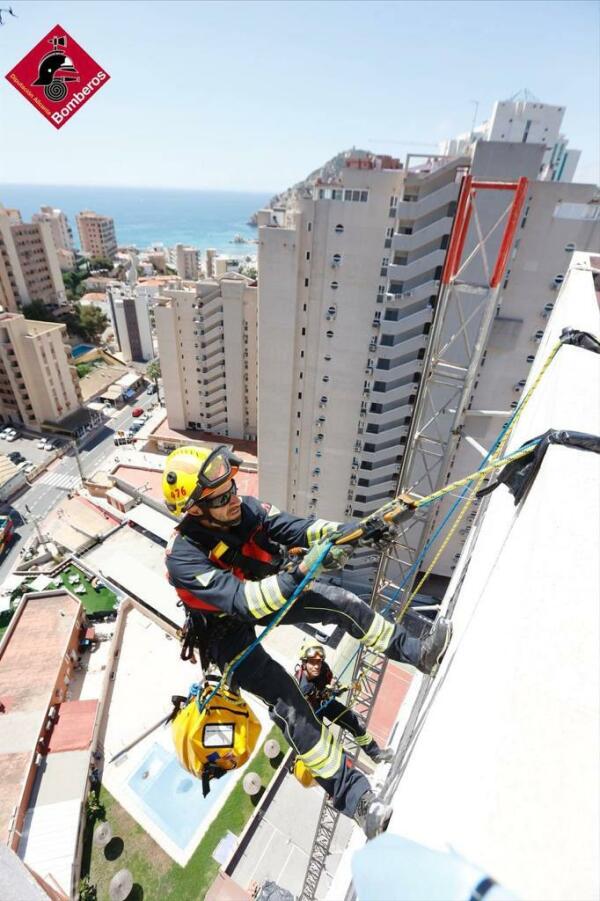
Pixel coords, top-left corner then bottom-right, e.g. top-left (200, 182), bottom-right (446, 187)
top-left (364, 253), bottom-right (600, 901)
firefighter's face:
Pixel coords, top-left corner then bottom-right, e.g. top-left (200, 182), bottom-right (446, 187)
top-left (190, 478), bottom-right (242, 526)
top-left (305, 655), bottom-right (323, 678)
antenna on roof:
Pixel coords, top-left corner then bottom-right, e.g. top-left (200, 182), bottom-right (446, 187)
top-left (508, 88), bottom-right (540, 103)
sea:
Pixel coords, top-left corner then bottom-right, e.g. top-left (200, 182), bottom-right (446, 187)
top-left (0, 184), bottom-right (273, 256)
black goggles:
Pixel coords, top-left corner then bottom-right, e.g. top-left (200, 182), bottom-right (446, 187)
top-left (183, 445), bottom-right (242, 512)
top-left (200, 479), bottom-right (238, 509)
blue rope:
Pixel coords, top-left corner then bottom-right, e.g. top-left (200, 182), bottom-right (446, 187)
top-left (196, 544), bottom-right (332, 713)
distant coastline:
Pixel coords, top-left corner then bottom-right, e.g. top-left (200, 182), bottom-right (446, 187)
top-left (0, 184), bottom-right (272, 256)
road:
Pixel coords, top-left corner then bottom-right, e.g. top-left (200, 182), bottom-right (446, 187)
top-left (0, 393), bottom-right (159, 582)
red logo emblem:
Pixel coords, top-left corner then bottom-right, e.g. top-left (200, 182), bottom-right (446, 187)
top-left (5, 24), bottom-right (110, 129)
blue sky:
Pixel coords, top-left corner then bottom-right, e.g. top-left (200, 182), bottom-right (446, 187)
top-left (1, 0), bottom-right (598, 191)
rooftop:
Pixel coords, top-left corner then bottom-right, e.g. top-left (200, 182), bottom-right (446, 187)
top-left (39, 494), bottom-right (120, 555)
top-left (0, 591), bottom-right (82, 845)
top-left (82, 525), bottom-right (181, 625)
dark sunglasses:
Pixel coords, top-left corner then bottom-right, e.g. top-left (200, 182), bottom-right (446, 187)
top-left (201, 480), bottom-right (238, 509)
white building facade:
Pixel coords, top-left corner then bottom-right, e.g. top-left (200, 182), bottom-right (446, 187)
top-left (155, 274), bottom-right (257, 439)
top-left (107, 285), bottom-right (154, 363)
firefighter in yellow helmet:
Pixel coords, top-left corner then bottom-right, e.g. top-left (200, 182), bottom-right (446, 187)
top-left (294, 643), bottom-right (393, 764)
top-left (163, 444), bottom-right (451, 838)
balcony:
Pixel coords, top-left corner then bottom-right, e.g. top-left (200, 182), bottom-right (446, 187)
top-left (387, 249), bottom-right (446, 283)
top-left (386, 279), bottom-right (440, 306)
top-left (395, 180), bottom-right (459, 219)
top-left (376, 334), bottom-right (428, 360)
top-left (392, 217), bottom-right (453, 252)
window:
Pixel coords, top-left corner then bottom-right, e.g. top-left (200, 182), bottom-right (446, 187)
top-left (322, 375), bottom-right (329, 382)
top-left (344, 190), bottom-right (352, 201)
top-left (330, 281), bottom-right (339, 290)
top-left (332, 253), bottom-right (342, 265)
top-left (307, 222), bottom-right (312, 232)
top-left (360, 191), bottom-right (368, 202)
top-left (335, 224), bottom-right (344, 234)
top-left (298, 392), bottom-right (302, 399)
top-left (326, 330), bottom-right (334, 338)
top-left (304, 277), bottom-right (309, 287)
top-left (306, 251), bottom-right (311, 260)
top-left (324, 354), bottom-right (331, 362)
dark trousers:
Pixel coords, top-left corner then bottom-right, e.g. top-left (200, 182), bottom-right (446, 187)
top-left (316, 697), bottom-right (366, 737)
top-left (204, 581), bottom-right (420, 817)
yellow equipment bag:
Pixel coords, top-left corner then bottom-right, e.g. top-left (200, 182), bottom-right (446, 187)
top-left (293, 757), bottom-right (317, 788)
top-left (171, 678), bottom-right (261, 796)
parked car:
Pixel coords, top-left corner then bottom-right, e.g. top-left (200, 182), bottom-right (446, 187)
top-left (0, 427), bottom-right (11, 439)
top-left (129, 421), bottom-right (143, 434)
top-left (45, 439), bottom-right (59, 451)
top-left (23, 461), bottom-right (36, 474)
top-left (8, 452), bottom-right (25, 464)
top-left (37, 437), bottom-right (47, 449)
top-left (5, 429), bottom-right (18, 442)
top-left (132, 407), bottom-right (144, 418)
top-left (146, 384), bottom-right (157, 395)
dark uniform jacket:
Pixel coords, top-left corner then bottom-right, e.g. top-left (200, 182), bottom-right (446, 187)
top-left (166, 496), bottom-right (340, 623)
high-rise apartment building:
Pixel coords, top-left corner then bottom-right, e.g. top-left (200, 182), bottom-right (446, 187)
top-left (0, 207), bottom-right (67, 309)
top-left (170, 244), bottom-right (200, 280)
top-left (106, 285), bottom-right (154, 362)
top-left (32, 206), bottom-right (74, 252)
top-left (0, 312), bottom-right (83, 428)
top-left (155, 274), bottom-right (257, 439)
top-left (441, 98), bottom-right (581, 183)
top-left (258, 154), bottom-right (445, 522)
top-left (205, 249), bottom-right (217, 279)
top-left (76, 210), bottom-right (118, 260)
top-left (258, 104), bottom-right (598, 586)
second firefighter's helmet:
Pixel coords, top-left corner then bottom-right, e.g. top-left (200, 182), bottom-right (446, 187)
top-left (299, 640), bottom-right (326, 662)
top-left (162, 444), bottom-right (241, 516)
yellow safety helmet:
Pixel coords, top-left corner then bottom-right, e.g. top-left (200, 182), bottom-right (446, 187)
top-left (299, 640), bottom-right (326, 662)
top-left (171, 681), bottom-right (261, 794)
top-left (162, 444), bottom-right (241, 516)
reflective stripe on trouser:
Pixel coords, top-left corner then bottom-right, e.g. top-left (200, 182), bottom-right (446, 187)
top-left (361, 611), bottom-right (395, 653)
top-left (204, 618), bottom-right (369, 818)
top-left (261, 581), bottom-right (422, 667)
top-left (299, 725), bottom-right (343, 779)
top-left (355, 732), bottom-right (374, 747)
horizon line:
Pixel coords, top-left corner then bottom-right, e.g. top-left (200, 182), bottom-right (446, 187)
top-left (0, 182), bottom-right (277, 195)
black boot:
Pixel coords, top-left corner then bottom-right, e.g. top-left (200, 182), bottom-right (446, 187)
top-left (353, 790), bottom-right (393, 840)
top-left (364, 741), bottom-right (394, 764)
top-left (417, 616), bottom-right (452, 675)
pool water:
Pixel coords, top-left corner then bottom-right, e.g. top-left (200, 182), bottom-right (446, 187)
top-left (71, 343), bottom-right (95, 358)
top-left (128, 743), bottom-right (230, 849)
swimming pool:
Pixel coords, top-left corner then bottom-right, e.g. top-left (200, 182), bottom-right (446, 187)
top-left (71, 343), bottom-right (95, 359)
top-left (128, 743), bottom-right (230, 849)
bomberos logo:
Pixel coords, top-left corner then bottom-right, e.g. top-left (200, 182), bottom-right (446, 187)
top-left (6, 24), bottom-right (110, 129)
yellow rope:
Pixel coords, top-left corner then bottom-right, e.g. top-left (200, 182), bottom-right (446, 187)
top-left (397, 338), bottom-right (563, 620)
